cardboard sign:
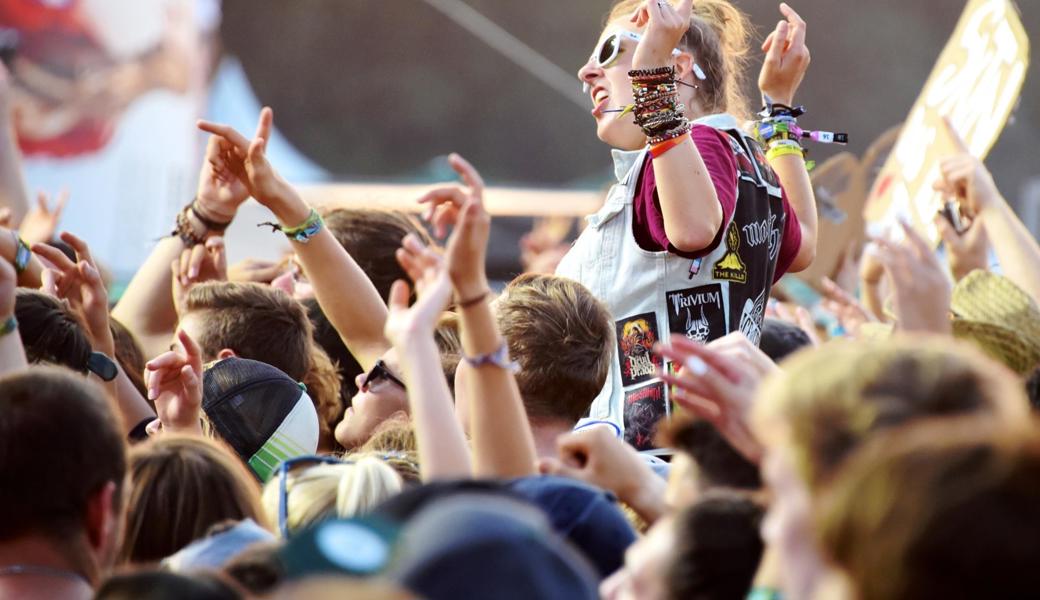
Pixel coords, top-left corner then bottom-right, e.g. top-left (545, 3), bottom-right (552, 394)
top-left (864, 0), bottom-right (1029, 244)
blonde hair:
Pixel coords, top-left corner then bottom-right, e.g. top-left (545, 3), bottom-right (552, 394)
top-left (607, 0), bottom-right (753, 119)
top-left (261, 454), bottom-right (403, 537)
top-left (751, 338), bottom-right (1029, 492)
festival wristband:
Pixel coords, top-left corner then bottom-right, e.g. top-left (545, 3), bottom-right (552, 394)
top-left (650, 132), bottom-right (689, 159)
top-left (260, 208), bottom-right (324, 244)
top-left (0, 315), bottom-right (17, 337)
top-left (766, 142), bottom-right (806, 162)
top-left (10, 232), bottom-right (30, 274)
top-left (463, 341), bottom-right (520, 373)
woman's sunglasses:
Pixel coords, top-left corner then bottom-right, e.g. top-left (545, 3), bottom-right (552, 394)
top-left (583, 30), bottom-right (705, 93)
top-left (360, 360), bottom-right (407, 393)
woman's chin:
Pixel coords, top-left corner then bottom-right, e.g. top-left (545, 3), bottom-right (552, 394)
top-left (597, 121), bottom-right (645, 151)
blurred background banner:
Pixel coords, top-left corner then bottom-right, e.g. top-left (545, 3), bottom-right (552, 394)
top-left (1, 0), bottom-right (1038, 280)
top-left (865, 0), bottom-right (1029, 244)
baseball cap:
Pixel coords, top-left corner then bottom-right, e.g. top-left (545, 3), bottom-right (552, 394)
top-left (162, 518), bottom-right (275, 572)
top-left (507, 475), bottom-right (636, 578)
top-left (202, 357), bottom-right (320, 481)
top-left (387, 493), bottom-right (599, 600)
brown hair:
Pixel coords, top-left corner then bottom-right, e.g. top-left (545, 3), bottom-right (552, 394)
top-left (303, 343), bottom-right (345, 446)
top-left (14, 289), bottom-right (92, 372)
top-left (185, 282), bottom-right (313, 382)
top-left (818, 419), bottom-right (1040, 600)
top-left (0, 368), bottom-right (126, 542)
top-left (322, 208), bottom-right (432, 303)
top-left (608, 0), bottom-right (753, 118)
top-left (497, 274), bottom-right (614, 425)
top-left (658, 416), bottom-right (761, 490)
top-left (119, 435), bottom-right (267, 565)
top-left (752, 338), bottom-right (1029, 492)
top-left (111, 318), bottom-right (148, 402)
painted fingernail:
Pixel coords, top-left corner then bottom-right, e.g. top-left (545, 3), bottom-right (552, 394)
top-left (684, 356), bottom-right (708, 376)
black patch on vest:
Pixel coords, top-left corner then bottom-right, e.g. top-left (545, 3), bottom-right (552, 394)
top-left (624, 381), bottom-right (666, 451)
top-left (616, 312), bottom-right (663, 387)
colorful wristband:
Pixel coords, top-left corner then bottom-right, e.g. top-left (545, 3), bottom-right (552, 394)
top-left (765, 142), bottom-right (806, 162)
top-left (649, 132), bottom-right (690, 159)
top-left (260, 208), bottom-right (324, 244)
top-left (0, 315), bottom-right (17, 337)
top-left (11, 232), bottom-right (30, 274)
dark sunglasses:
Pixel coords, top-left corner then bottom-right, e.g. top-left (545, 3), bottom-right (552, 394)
top-left (360, 360), bottom-right (406, 392)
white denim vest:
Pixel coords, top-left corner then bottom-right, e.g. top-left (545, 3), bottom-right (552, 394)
top-left (558, 114), bottom-right (785, 449)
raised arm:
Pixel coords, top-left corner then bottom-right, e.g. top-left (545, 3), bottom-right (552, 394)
top-left (196, 108), bottom-right (390, 371)
top-left (0, 259), bottom-right (27, 375)
top-left (35, 232), bottom-right (156, 434)
top-left (113, 128), bottom-right (255, 359)
top-left (758, 3), bottom-right (817, 271)
top-left (936, 118), bottom-right (1040, 305)
top-left (631, 0), bottom-right (722, 252)
top-left (385, 240), bottom-right (471, 481)
top-left (0, 64), bottom-right (30, 223)
top-left (423, 154), bottom-right (538, 478)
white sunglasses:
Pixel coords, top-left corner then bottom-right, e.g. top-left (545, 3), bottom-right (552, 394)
top-left (582, 30), bottom-right (706, 93)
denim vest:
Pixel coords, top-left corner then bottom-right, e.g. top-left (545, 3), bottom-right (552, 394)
top-left (557, 114), bottom-right (786, 450)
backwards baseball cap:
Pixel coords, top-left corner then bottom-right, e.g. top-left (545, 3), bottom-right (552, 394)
top-left (203, 357), bottom-right (320, 482)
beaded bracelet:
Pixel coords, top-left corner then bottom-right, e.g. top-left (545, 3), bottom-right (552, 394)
top-left (648, 121), bottom-right (692, 145)
top-left (171, 206), bottom-right (207, 247)
top-left (260, 208), bottom-right (324, 244)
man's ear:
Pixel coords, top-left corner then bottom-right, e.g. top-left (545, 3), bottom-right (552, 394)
top-left (85, 481), bottom-right (117, 551)
top-left (217, 348), bottom-right (237, 360)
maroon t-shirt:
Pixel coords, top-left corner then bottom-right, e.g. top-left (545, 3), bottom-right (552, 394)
top-left (632, 124), bottom-right (802, 282)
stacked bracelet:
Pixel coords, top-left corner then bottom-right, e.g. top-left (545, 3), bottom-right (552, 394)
top-left (259, 208), bottom-right (324, 244)
top-left (755, 97), bottom-right (847, 171)
top-left (189, 200), bottom-right (232, 233)
top-left (171, 206), bottom-right (207, 247)
top-left (629, 66), bottom-right (692, 145)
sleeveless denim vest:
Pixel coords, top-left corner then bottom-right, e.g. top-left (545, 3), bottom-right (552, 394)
top-left (557, 114), bottom-right (787, 450)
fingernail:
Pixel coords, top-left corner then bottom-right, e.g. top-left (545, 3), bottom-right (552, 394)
top-left (147, 387), bottom-right (157, 400)
top-left (684, 356), bottom-right (709, 376)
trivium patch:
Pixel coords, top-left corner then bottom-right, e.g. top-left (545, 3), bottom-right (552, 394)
top-left (616, 312), bottom-right (662, 387)
top-left (624, 381), bottom-right (667, 451)
top-left (713, 222), bottom-right (747, 284)
top-left (666, 284), bottom-right (727, 344)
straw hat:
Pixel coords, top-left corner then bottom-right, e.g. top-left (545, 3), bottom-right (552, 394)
top-left (950, 270), bottom-right (1040, 375)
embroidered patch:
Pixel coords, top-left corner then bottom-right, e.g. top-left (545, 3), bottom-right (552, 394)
top-left (738, 290), bottom-right (767, 346)
top-left (624, 381), bottom-right (667, 451)
top-left (665, 283), bottom-right (727, 343)
top-left (713, 222), bottom-right (748, 284)
top-left (616, 312), bottom-right (662, 387)
top-left (741, 212), bottom-right (782, 262)
top-left (687, 258), bottom-right (702, 279)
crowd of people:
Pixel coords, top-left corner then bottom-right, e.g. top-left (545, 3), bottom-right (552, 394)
top-left (1, 0), bottom-right (1039, 599)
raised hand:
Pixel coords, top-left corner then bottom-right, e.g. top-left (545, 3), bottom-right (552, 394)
top-left (820, 276), bottom-right (878, 338)
top-left (758, 3), bottom-right (810, 106)
top-left (417, 154), bottom-right (491, 301)
top-left (384, 234), bottom-right (453, 348)
top-left (934, 210), bottom-right (988, 281)
top-left (630, 0), bottom-right (694, 70)
top-left (872, 222), bottom-right (952, 335)
top-left (33, 232), bottom-right (114, 356)
top-left (654, 333), bottom-right (767, 463)
top-left (19, 190), bottom-right (68, 246)
top-left (172, 236), bottom-right (228, 317)
top-left (194, 109), bottom-right (274, 222)
top-left (145, 329), bottom-right (204, 435)
top-left (932, 117), bottom-right (1001, 215)
top-left (197, 108), bottom-right (304, 221)
top-left (538, 426), bottom-right (667, 524)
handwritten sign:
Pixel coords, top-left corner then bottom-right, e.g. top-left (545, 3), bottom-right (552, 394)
top-left (864, 0), bottom-right (1029, 244)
